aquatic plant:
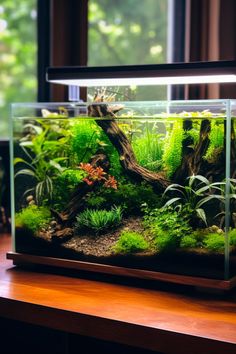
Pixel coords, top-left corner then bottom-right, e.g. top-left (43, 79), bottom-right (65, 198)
top-left (79, 163), bottom-right (118, 189)
top-left (132, 122), bottom-right (164, 171)
top-left (113, 231), bottom-right (149, 254)
top-left (14, 121), bottom-right (71, 205)
top-left (204, 120), bottom-right (224, 163)
top-left (155, 231), bottom-right (178, 252)
top-left (162, 175), bottom-right (220, 226)
top-left (143, 207), bottom-right (192, 252)
top-left (180, 235), bottom-right (198, 249)
top-left (229, 229), bottom-right (236, 247)
top-left (52, 169), bottom-right (87, 210)
top-left (162, 120), bottom-right (184, 177)
top-left (70, 120), bottom-right (100, 163)
top-left (88, 181), bottom-right (161, 214)
top-left (206, 179), bottom-right (236, 228)
top-left (86, 195), bottom-right (107, 208)
top-left (184, 123), bottom-right (200, 147)
top-left (58, 169), bottom-right (86, 185)
top-left (15, 205), bottom-right (51, 233)
top-left (203, 233), bottom-right (225, 253)
top-left (75, 206), bottom-right (122, 233)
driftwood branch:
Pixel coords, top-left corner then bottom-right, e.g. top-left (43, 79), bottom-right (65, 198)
top-left (88, 102), bottom-right (169, 191)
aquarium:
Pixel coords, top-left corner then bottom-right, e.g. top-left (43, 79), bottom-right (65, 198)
top-left (9, 98), bottom-right (236, 288)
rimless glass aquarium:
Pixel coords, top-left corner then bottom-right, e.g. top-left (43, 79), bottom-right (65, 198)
top-left (8, 62), bottom-right (236, 290)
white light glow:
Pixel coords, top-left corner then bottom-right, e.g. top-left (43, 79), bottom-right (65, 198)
top-left (50, 74), bottom-right (236, 87)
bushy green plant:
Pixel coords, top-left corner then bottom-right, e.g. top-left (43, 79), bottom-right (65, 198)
top-left (70, 120), bottom-right (100, 162)
top-left (52, 169), bottom-right (87, 210)
top-left (71, 120), bottom-right (123, 178)
top-left (204, 120), bottom-right (224, 163)
top-left (229, 229), bottom-right (236, 247)
top-left (155, 231), bottom-right (178, 252)
top-left (15, 205), bottom-right (51, 233)
top-left (58, 169), bottom-right (86, 186)
top-left (203, 233), bottom-right (225, 252)
top-left (86, 195), bottom-right (107, 208)
top-left (14, 119), bottom-right (73, 205)
top-left (180, 235), bottom-right (198, 249)
top-left (184, 124), bottom-right (200, 147)
top-left (93, 181), bottom-right (161, 214)
top-left (144, 207), bottom-right (192, 252)
top-left (113, 231), bottom-right (149, 254)
top-left (75, 206), bottom-right (122, 233)
top-left (162, 120), bottom-right (184, 177)
top-left (144, 207), bottom-right (192, 238)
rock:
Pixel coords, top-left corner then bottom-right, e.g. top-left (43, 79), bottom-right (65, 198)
top-left (50, 220), bottom-right (57, 228)
top-left (52, 227), bottom-right (73, 243)
top-left (26, 195), bottom-right (34, 203)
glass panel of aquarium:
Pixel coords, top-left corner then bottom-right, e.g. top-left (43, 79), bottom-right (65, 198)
top-left (10, 99), bottom-right (236, 282)
top-left (229, 100), bottom-right (236, 280)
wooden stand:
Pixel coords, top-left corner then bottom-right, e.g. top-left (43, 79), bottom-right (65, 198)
top-left (7, 251), bottom-right (236, 291)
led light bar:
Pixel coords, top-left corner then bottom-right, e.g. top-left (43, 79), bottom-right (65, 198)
top-left (46, 61), bottom-right (236, 87)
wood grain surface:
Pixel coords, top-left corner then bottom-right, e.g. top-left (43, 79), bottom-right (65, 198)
top-left (1, 233), bottom-right (236, 354)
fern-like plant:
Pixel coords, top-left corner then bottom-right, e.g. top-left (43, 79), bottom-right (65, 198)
top-left (162, 120), bottom-right (184, 177)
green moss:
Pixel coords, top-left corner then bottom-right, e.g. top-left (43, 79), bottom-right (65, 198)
top-left (229, 229), bottom-right (236, 247)
top-left (155, 231), bottom-right (178, 252)
top-left (203, 233), bottom-right (225, 252)
top-left (113, 231), bottom-right (149, 254)
top-left (75, 206), bottom-right (122, 234)
top-left (15, 205), bottom-right (51, 233)
top-left (180, 235), bottom-right (198, 248)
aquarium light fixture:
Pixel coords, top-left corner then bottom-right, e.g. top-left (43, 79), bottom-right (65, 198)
top-left (47, 60), bottom-right (236, 87)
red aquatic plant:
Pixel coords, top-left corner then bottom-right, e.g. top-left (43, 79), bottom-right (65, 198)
top-left (104, 175), bottom-right (118, 189)
top-left (79, 162), bottom-right (117, 189)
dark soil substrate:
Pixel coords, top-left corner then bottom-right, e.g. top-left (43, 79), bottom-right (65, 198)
top-left (15, 218), bottom-right (236, 281)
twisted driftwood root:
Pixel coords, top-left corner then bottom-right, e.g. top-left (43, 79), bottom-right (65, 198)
top-left (88, 100), bottom-right (169, 191)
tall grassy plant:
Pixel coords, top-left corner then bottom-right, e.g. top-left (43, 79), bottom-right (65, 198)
top-left (132, 122), bottom-right (164, 171)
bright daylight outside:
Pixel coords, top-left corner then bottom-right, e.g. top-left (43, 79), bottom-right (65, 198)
top-left (0, 0), bottom-right (37, 137)
top-left (88, 0), bottom-right (168, 100)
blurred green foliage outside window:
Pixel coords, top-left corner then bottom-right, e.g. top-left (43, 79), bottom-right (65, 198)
top-left (88, 0), bottom-right (168, 100)
top-left (0, 0), bottom-right (37, 138)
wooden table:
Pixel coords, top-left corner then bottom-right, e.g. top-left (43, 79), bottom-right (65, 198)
top-left (1, 233), bottom-right (236, 354)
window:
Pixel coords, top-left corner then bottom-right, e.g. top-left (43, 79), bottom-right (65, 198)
top-left (0, 0), bottom-right (37, 137)
top-left (88, 0), bottom-right (168, 100)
